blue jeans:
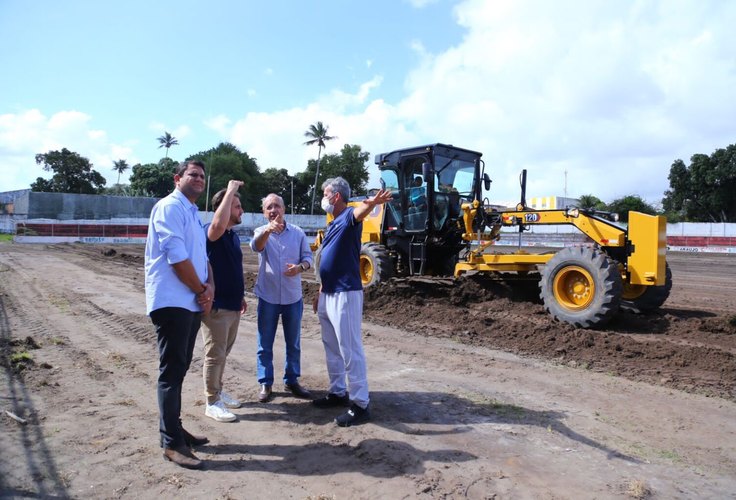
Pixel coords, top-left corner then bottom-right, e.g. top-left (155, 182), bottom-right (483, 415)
top-left (256, 298), bottom-right (303, 385)
top-left (151, 307), bottom-right (200, 449)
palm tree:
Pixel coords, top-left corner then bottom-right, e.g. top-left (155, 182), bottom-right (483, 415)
top-left (157, 131), bottom-right (179, 162)
top-left (577, 194), bottom-right (605, 210)
top-left (303, 121), bottom-right (336, 214)
top-left (112, 159), bottom-right (129, 185)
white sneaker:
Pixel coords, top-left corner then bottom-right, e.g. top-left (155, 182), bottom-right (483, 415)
top-left (205, 400), bottom-right (237, 422)
top-left (220, 391), bottom-right (241, 409)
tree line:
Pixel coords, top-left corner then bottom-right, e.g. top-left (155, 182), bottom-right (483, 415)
top-left (29, 131), bottom-right (736, 221)
top-left (31, 123), bottom-right (369, 214)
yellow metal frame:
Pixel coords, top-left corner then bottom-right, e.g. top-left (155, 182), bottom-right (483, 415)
top-left (626, 212), bottom-right (666, 286)
top-left (455, 252), bottom-right (554, 276)
top-left (457, 202), bottom-right (667, 288)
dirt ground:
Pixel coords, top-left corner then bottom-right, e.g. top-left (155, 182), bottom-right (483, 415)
top-left (1, 242), bottom-right (735, 499)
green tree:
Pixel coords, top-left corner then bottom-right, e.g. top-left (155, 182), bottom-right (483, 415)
top-left (293, 144), bottom-right (370, 213)
top-left (32, 148), bottom-right (107, 194)
top-left (105, 184), bottom-right (129, 196)
top-left (303, 121), bottom-right (336, 214)
top-left (128, 159), bottom-right (177, 198)
top-left (157, 131), bottom-right (179, 162)
top-left (261, 167), bottom-right (295, 212)
top-left (113, 159), bottom-right (129, 185)
top-left (606, 195), bottom-right (657, 222)
top-left (662, 144), bottom-right (736, 222)
top-left (188, 142), bottom-right (262, 212)
top-left (576, 194), bottom-right (605, 210)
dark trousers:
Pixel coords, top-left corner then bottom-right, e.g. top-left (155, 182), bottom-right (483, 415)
top-left (151, 307), bottom-right (201, 449)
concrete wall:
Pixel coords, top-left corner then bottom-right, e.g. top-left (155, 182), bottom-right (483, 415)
top-left (13, 192), bottom-right (159, 220)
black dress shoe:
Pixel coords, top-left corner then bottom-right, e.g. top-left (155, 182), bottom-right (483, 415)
top-left (285, 382), bottom-right (313, 399)
top-left (312, 392), bottom-right (350, 408)
top-left (182, 428), bottom-right (209, 447)
top-left (163, 445), bottom-right (203, 469)
top-left (335, 403), bottom-right (370, 427)
top-left (258, 384), bottom-right (272, 403)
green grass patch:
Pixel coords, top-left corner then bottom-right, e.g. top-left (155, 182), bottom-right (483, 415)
top-left (10, 351), bottom-right (32, 363)
top-left (657, 449), bottom-right (682, 462)
top-left (0, 234), bottom-right (13, 243)
top-left (9, 350), bottom-right (34, 373)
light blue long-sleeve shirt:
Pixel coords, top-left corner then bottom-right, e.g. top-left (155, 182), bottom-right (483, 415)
top-left (145, 189), bottom-right (209, 315)
top-left (250, 222), bottom-right (312, 305)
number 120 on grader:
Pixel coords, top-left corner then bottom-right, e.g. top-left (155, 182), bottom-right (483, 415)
top-left (313, 143), bottom-right (672, 329)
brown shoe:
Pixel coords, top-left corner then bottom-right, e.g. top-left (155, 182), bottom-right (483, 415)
top-left (182, 428), bottom-right (209, 447)
top-left (258, 384), bottom-right (272, 403)
top-left (285, 382), bottom-right (312, 399)
top-left (163, 445), bottom-right (203, 470)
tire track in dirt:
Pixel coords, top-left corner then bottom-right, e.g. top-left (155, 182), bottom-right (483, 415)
top-left (0, 251), bottom-right (207, 495)
top-left (4, 243), bottom-right (736, 498)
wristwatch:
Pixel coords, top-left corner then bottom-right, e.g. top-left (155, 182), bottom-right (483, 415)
top-left (299, 263), bottom-right (307, 272)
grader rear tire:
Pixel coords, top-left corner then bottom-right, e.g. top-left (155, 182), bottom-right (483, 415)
top-left (360, 243), bottom-right (393, 287)
top-left (539, 246), bottom-right (622, 328)
top-left (621, 262), bottom-right (672, 312)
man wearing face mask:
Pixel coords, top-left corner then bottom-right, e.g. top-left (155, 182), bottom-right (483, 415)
top-left (250, 193), bottom-right (313, 403)
top-left (312, 177), bottom-right (392, 426)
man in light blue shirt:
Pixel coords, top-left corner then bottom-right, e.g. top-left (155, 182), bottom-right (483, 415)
top-left (250, 193), bottom-right (313, 402)
top-left (144, 160), bottom-right (214, 470)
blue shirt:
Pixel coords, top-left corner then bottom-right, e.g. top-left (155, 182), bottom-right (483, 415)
top-left (205, 223), bottom-right (244, 311)
top-left (318, 207), bottom-right (362, 293)
top-left (250, 221), bottom-right (313, 305)
top-left (144, 189), bottom-right (209, 315)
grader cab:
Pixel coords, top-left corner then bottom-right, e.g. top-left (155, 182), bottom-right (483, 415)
top-left (313, 143), bottom-right (671, 328)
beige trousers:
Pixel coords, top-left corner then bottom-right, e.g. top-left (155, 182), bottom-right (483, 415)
top-left (201, 309), bottom-right (241, 404)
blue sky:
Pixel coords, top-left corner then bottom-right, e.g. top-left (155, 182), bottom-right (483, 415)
top-left (2, 0), bottom-right (735, 206)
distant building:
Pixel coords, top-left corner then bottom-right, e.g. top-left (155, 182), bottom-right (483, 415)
top-left (528, 196), bottom-right (579, 210)
top-left (0, 189), bottom-right (31, 214)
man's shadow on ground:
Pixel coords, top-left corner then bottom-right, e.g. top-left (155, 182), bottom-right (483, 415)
top-left (201, 389), bottom-right (638, 473)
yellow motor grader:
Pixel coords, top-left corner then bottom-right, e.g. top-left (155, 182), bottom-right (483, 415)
top-left (312, 143), bottom-right (671, 328)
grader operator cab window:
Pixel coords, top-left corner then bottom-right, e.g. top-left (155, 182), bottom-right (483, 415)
top-left (380, 169), bottom-right (403, 231)
top-left (403, 159), bottom-right (428, 231)
top-left (433, 155), bottom-right (474, 230)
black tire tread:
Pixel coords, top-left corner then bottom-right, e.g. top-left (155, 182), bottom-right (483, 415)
top-left (539, 246), bottom-right (622, 328)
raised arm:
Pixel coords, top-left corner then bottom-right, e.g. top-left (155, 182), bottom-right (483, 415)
top-left (207, 180), bottom-right (243, 241)
top-left (353, 189), bottom-right (392, 222)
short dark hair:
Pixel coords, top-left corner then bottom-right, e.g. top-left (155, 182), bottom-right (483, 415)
top-left (211, 188), bottom-right (241, 211)
top-left (176, 160), bottom-right (206, 176)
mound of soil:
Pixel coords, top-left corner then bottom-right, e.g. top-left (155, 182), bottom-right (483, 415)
top-left (362, 274), bottom-right (736, 400)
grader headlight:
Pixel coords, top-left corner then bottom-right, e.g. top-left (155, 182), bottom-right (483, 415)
top-left (565, 207), bottom-right (580, 218)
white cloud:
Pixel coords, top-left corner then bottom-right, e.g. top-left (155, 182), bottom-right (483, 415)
top-left (4, 0), bottom-right (735, 206)
top-left (386, 0), bottom-right (736, 203)
top-left (213, 0), bottom-right (736, 204)
top-left (204, 115), bottom-right (232, 136)
top-left (0, 110), bottom-right (136, 190)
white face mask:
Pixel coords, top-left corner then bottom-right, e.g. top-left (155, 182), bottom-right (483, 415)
top-left (321, 195), bottom-right (335, 214)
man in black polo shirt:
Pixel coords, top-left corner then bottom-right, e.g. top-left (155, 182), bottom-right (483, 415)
top-left (201, 180), bottom-right (247, 422)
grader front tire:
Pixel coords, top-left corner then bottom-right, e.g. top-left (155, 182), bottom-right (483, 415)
top-left (539, 246), bottom-right (622, 328)
top-left (360, 243), bottom-right (393, 287)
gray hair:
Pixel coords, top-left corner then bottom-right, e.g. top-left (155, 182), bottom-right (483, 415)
top-left (261, 193), bottom-right (285, 209)
top-left (321, 177), bottom-right (351, 201)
